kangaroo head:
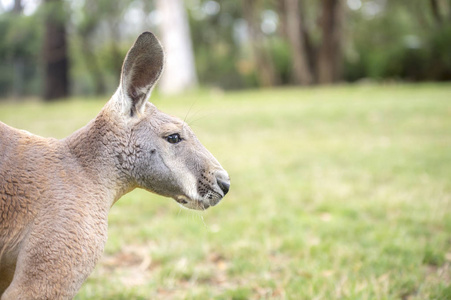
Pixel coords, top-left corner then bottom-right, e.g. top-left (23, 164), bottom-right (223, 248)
top-left (109, 32), bottom-right (229, 210)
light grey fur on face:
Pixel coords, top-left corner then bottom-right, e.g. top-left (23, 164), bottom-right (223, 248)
top-left (130, 102), bottom-right (228, 210)
top-left (0, 31), bottom-right (230, 299)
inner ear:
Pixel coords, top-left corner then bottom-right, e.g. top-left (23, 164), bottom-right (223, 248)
top-left (121, 32), bottom-right (164, 116)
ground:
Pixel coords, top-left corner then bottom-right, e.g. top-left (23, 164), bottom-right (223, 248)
top-left (1, 84), bottom-right (450, 299)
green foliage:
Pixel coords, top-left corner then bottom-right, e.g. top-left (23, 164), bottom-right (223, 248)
top-left (269, 37), bottom-right (293, 84)
top-left (1, 0), bottom-right (451, 97)
top-left (188, 0), bottom-right (245, 89)
top-left (69, 0), bottom-right (136, 95)
top-left (0, 13), bottom-right (42, 96)
top-left (345, 0), bottom-right (451, 82)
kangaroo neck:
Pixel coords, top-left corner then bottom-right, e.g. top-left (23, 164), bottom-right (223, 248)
top-left (64, 105), bottom-right (136, 205)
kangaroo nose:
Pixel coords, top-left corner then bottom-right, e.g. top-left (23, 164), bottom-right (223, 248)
top-left (217, 178), bottom-right (230, 196)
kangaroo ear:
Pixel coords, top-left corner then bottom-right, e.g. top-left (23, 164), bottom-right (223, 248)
top-left (120, 32), bottom-right (164, 117)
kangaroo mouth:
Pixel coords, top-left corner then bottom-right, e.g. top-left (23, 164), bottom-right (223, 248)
top-left (174, 193), bottom-right (222, 210)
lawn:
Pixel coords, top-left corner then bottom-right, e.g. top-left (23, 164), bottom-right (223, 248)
top-left (1, 84), bottom-right (450, 299)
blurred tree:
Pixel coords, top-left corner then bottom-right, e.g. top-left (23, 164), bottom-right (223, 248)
top-left (283, 0), bottom-right (313, 85)
top-left (156, 0), bottom-right (198, 94)
top-left (344, 0), bottom-right (451, 82)
top-left (42, 0), bottom-right (68, 100)
top-left (0, 2), bottom-right (41, 99)
top-left (317, 0), bottom-right (344, 84)
top-left (430, 0), bottom-right (442, 25)
top-left (242, 0), bottom-right (279, 86)
top-left (74, 0), bottom-right (134, 95)
top-left (187, 0), bottom-right (246, 89)
top-left (11, 0), bottom-right (24, 97)
top-left (13, 0), bottom-right (23, 14)
top-left (77, 1), bottom-right (107, 95)
top-left (1, 0), bottom-right (451, 99)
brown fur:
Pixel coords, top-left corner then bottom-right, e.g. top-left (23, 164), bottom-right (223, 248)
top-left (0, 32), bottom-right (229, 299)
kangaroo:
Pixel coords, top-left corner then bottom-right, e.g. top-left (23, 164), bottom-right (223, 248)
top-left (0, 32), bottom-right (230, 299)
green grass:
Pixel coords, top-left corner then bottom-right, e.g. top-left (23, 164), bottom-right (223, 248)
top-left (1, 84), bottom-right (450, 299)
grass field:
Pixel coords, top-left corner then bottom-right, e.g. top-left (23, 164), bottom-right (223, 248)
top-left (1, 84), bottom-right (450, 299)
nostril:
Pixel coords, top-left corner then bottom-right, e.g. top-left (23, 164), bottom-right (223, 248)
top-left (217, 179), bottom-right (230, 196)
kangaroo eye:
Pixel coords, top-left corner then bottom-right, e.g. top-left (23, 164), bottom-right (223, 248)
top-left (166, 134), bottom-right (182, 144)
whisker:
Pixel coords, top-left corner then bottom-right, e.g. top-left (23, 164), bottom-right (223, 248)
top-left (185, 108), bottom-right (211, 127)
top-left (184, 100), bottom-right (198, 124)
top-left (199, 214), bottom-right (208, 229)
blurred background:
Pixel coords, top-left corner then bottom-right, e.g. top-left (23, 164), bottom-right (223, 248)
top-left (1, 1), bottom-right (451, 299)
top-left (0, 0), bottom-right (450, 100)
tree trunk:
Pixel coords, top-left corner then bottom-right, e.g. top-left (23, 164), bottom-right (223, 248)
top-left (12, 0), bottom-right (22, 13)
top-left (284, 0), bottom-right (313, 85)
top-left (43, 0), bottom-right (69, 100)
top-left (317, 0), bottom-right (344, 84)
top-left (276, 0), bottom-right (288, 38)
top-left (429, 0), bottom-right (442, 25)
top-left (242, 0), bottom-right (279, 87)
top-left (156, 0), bottom-right (198, 94)
top-left (11, 0), bottom-right (24, 98)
